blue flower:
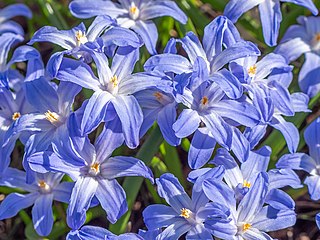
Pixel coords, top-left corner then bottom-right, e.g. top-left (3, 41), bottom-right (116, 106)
top-left (277, 117), bottom-right (320, 201)
top-left (0, 170), bottom-right (73, 236)
top-left (69, 0), bottom-right (188, 54)
top-left (0, 4), bottom-right (32, 35)
top-left (55, 45), bottom-right (170, 148)
top-left (172, 78), bottom-right (260, 168)
top-left (0, 33), bottom-right (44, 88)
top-left (10, 77), bottom-right (81, 180)
top-left (275, 16), bottom-right (320, 98)
top-left (28, 16), bottom-right (142, 78)
top-left (143, 170), bottom-right (225, 240)
top-left (203, 172), bottom-right (296, 239)
top-left (28, 124), bottom-right (154, 230)
top-left (243, 85), bottom-right (310, 153)
top-left (224, 0), bottom-right (318, 47)
top-left (144, 16), bottom-right (260, 99)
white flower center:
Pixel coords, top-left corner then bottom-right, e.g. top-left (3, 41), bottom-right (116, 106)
top-left (129, 2), bottom-right (140, 20)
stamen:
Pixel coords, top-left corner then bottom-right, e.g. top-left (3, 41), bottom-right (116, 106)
top-left (38, 180), bottom-right (50, 192)
top-left (75, 30), bottom-right (88, 47)
top-left (45, 110), bottom-right (60, 123)
top-left (242, 223), bottom-right (251, 232)
top-left (315, 33), bottom-right (320, 42)
top-left (110, 75), bottom-right (118, 88)
top-left (153, 91), bottom-right (163, 101)
top-left (180, 208), bottom-right (192, 219)
top-left (201, 96), bottom-right (209, 106)
top-left (12, 112), bottom-right (21, 121)
top-left (129, 2), bottom-right (140, 20)
top-left (89, 162), bottom-right (100, 176)
top-left (243, 180), bottom-right (251, 188)
top-left (247, 65), bottom-right (257, 77)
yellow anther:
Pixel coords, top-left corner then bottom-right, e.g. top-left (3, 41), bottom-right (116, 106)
top-left (243, 180), bottom-right (251, 188)
top-left (90, 162), bottom-right (100, 175)
top-left (129, 2), bottom-right (139, 20)
top-left (242, 223), bottom-right (251, 232)
top-left (75, 30), bottom-right (88, 46)
top-left (153, 91), bottom-right (163, 101)
top-left (110, 75), bottom-right (118, 88)
top-left (248, 65), bottom-right (257, 77)
top-left (12, 112), bottom-right (21, 121)
top-left (45, 110), bottom-right (60, 123)
top-left (201, 96), bottom-right (209, 106)
top-left (130, 5), bottom-right (138, 14)
top-left (38, 180), bottom-right (50, 191)
top-left (180, 208), bottom-right (192, 219)
top-left (315, 33), bottom-right (320, 42)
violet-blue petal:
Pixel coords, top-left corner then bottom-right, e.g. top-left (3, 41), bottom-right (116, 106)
top-left (304, 117), bottom-right (320, 162)
top-left (143, 204), bottom-right (180, 230)
top-left (210, 69), bottom-right (243, 99)
top-left (81, 90), bottom-right (112, 135)
top-left (53, 182), bottom-right (74, 203)
top-left (211, 148), bottom-right (243, 189)
top-left (304, 175), bottom-right (320, 201)
top-left (156, 173), bottom-right (193, 212)
top-left (210, 41), bottom-right (260, 73)
top-left (276, 153), bottom-right (316, 172)
top-left (202, 112), bottom-right (233, 150)
top-left (270, 115), bottom-right (299, 153)
top-left (131, 20), bottom-right (158, 55)
top-left (25, 77), bottom-right (59, 113)
top-left (0, 3), bottom-right (32, 21)
top-left (112, 46), bottom-right (139, 80)
top-left (32, 193), bottom-right (54, 236)
top-left (281, 0), bottom-right (318, 15)
top-left (95, 178), bottom-right (127, 224)
top-left (173, 109), bottom-right (200, 138)
top-left (144, 54), bottom-right (192, 74)
top-left (231, 127), bottom-right (250, 162)
top-left (268, 80), bottom-right (294, 116)
top-left (223, 0), bottom-right (263, 22)
top-left (237, 172), bottom-right (268, 223)
top-left (268, 169), bottom-right (302, 190)
top-left (56, 58), bottom-right (101, 91)
top-left (186, 225), bottom-right (213, 240)
top-left (101, 27), bottom-right (143, 48)
top-left (252, 205), bottom-right (296, 232)
top-left (203, 16), bottom-right (241, 58)
top-left (156, 220), bottom-right (192, 240)
top-left (27, 151), bottom-right (82, 180)
top-left (140, 1), bottom-right (187, 24)
top-left (95, 121), bottom-right (124, 161)
top-left (86, 15), bottom-right (116, 42)
top-left (67, 177), bottom-right (99, 229)
top-left (101, 156), bottom-right (154, 183)
top-left (69, 0), bottom-right (125, 19)
top-left (188, 127), bottom-right (216, 169)
top-left (0, 20), bottom-right (24, 35)
top-left (258, 0), bottom-right (282, 47)
top-left (212, 100), bottom-right (260, 127)
top-left (178, 32), bottom-right (207, 64)
top-left (203, 179), bottom-right (236, 210)
top-left (265, 189), bottom-right (295, 210)
top-left (157, 103), bottom-right (180, 146)
top-left (299, 52), bottom-right (320, 98)
top-left (0, 193), bottom-right (38, 220)
top-left (111, 95), bottom-right (143, 149)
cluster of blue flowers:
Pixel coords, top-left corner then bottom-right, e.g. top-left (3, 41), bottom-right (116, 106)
top-left (0, 0), bottom-right (319, 239)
